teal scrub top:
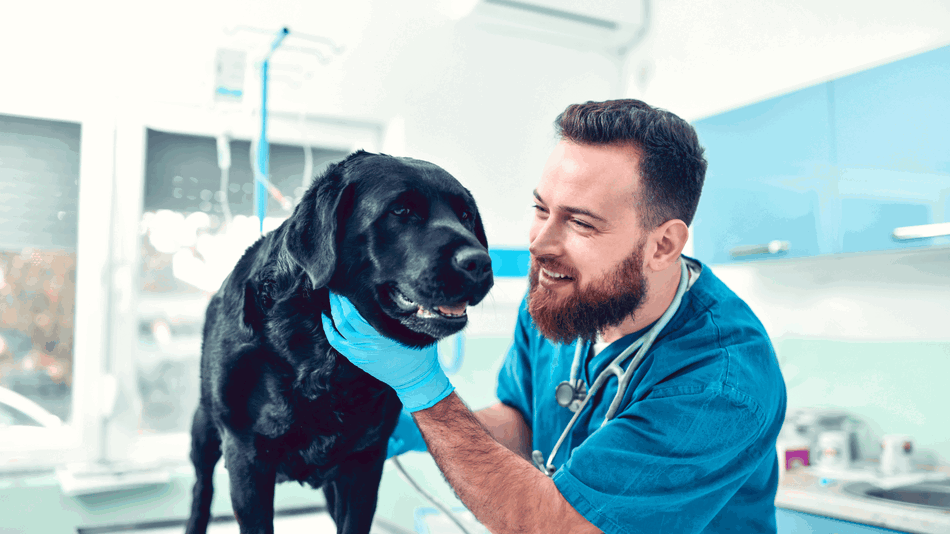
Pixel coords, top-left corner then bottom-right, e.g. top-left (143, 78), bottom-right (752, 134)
top-left (496, 258), bottom-right (787, 533)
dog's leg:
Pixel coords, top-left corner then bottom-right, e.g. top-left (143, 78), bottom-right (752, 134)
top-left (185, 404), bottom-right (222, 534)
top-left (322, 449), bottom-right (388, 534)
top-left (223, 439), bottom-right (278, 534)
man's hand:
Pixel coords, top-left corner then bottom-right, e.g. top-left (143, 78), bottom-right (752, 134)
top-left (321, 292), bottom-right (454, 412)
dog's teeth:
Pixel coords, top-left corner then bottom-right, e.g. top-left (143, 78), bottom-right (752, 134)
top-left (416, 306), bottom-right (438, 319)
top-left (394, 289), bottom-right (417, 308)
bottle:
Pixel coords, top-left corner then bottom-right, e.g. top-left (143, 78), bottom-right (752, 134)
top-left (777, 424), bottom-right (811, 483)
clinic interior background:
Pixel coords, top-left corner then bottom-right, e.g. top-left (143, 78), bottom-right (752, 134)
top-left (1, 0), bottom-right (949, 528)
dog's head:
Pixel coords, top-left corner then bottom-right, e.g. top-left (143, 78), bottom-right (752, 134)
top-left (284, 150), bottom-right (493, 347)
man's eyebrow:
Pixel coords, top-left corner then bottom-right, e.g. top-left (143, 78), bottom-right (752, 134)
top-left (533, 189), bottom-right (607, 222)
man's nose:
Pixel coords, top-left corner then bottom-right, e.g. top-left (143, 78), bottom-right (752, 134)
top-left (528, 217), bottom-right (562, 258)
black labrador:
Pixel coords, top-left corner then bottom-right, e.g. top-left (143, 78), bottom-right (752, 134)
top-left (185, 150), bottom-right (494, 534)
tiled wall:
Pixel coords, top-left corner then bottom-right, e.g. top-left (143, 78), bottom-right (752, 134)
top-left (775, 337), bottom-right (950, 464)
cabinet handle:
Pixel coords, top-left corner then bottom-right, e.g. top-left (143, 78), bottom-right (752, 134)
top-left (892, 222), bottom-right (950, 241)
top-left (729, 240), bottom-right (790, 258)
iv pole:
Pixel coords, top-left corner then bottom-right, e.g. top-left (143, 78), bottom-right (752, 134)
top-left (255, 27), bottom-right (289, 233)
top-left (248, 26), bottom-right (344, 233)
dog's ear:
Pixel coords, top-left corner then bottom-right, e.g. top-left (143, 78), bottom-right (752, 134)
top-left (283, 163), bottom-right (354, 288)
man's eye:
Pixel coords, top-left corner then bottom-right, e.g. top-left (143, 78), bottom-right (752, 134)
top-left (532, 204), bottom-right (547, 213)
top-left (572, 219), bottom-right (594, 230)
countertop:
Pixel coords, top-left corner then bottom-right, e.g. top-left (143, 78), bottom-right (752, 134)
top-left (776, 462), bottom-right (950, 534)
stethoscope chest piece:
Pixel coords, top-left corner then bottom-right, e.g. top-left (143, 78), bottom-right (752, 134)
top-left (555, 380), bottom-right (588, 413)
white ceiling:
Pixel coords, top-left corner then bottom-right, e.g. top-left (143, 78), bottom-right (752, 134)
top-left (2, 0), bottom-right (949, 121)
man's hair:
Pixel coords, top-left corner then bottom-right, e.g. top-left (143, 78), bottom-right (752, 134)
top-left (554, 99), bottom-right (707, 229)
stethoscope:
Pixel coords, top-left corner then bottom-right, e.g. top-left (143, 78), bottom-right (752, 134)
top-left (532, 259), bottom-right (690, 476)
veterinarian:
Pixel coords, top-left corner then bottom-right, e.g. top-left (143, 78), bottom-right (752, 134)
top-left (323, 99), bottom-right (787, 534)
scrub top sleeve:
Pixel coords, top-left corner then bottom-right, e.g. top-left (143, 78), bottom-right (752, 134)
top-left (552, 386), bottom-right (767, 534)
top-left (495, 296), bottom-right (535, 427)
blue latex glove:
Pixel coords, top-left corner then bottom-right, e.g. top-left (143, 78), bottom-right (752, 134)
top-left (386, 408), bottom-right (427, 458)
top-left (321, 292), bottom-right (454, 412)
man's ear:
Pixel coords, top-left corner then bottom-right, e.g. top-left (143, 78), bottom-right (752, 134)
top-left (646, 219), bottom-right (689, 272)
top-left (282, 163), bottom-right (353, 288)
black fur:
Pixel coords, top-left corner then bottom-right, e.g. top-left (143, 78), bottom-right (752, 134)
top-left (185, 150), bottom-right (493, 534)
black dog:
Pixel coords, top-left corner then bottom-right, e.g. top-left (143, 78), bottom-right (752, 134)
top-left (185, 150), bottom-right (494, 534)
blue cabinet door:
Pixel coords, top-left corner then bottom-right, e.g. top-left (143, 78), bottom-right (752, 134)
top-left (832, 45), bottom-right (950, 252)
top-left (691, 83), bottom-right (834, 265)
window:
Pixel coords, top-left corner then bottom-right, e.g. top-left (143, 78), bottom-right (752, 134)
top-left (0, 105), bottom-right (382, 474)
top-left (0, 114), bottom-right (80, 452)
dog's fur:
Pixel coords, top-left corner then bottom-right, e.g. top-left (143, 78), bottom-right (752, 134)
top-left (185, 151), bottom-right (493, 534)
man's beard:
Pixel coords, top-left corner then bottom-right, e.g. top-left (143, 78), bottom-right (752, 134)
top-left (527, 243), bottom-right (647, 345)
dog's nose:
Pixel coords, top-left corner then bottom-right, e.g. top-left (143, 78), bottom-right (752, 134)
top-left (452, 247), bottom-right (492, 283)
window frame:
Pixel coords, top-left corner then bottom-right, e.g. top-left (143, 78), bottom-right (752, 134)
top-left (0, 104), bottom-right (115, 472)
top-left (0, 100), bottom-right (385, 473)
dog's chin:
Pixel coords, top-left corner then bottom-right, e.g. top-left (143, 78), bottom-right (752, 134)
top-left (396, 313), bottom-right (468, 340)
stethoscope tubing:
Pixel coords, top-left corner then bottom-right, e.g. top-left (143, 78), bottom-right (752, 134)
top-left (537, 259), bottom-right (690, 475)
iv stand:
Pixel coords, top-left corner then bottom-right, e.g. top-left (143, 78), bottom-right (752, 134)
top-left (254, 27), bottom-right (289, 233)
top-left (247, 26), bottom-right (345, 233)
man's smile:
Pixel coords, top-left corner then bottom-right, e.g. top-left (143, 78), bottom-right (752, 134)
top-left (538, 267), bottom-right (576, 289)
top-left (541, 268), bottom-right (572, 280)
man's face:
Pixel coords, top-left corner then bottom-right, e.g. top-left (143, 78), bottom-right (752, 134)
top-left (527, 140), bottom-right (650, 344)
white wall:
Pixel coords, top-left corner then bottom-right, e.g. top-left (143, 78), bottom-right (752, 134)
top-left (623, 0), bottom-right (950, 121)
top-left (713, 247), bottom-right (950, 343)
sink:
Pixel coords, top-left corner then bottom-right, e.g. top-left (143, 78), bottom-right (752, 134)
top-left (843, 480), bottom-right (950, 510)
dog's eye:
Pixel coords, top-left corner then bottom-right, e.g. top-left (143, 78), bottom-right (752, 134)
top-left (460, 210), bottom-right (473, 221)
top-left (391, 207), bottom-right (411, 217)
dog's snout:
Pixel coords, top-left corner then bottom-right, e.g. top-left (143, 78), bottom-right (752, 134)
top-left (452, 247), bottom-right (492, 282)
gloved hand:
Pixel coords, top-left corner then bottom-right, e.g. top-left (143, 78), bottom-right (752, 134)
top-left (321, 292), bottom-right (454, 412)
top-left (386, 408), bottom-right (427, 458)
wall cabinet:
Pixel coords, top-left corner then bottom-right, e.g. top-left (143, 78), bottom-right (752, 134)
top-left (691, 83), bottom-right (834, 264)
top-left (691, 44), bottom-right (950, 264)
top-left (832, 45), bottom-right (950, 252)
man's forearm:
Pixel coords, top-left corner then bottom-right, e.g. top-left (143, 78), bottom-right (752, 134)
top-left (413, 393), bottom-right (601, 534)
top-left (474, 403), bottom-right (532, 460)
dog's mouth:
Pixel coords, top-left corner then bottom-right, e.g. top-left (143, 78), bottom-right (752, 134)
top-left (389, 287), bottom-right (469, 320)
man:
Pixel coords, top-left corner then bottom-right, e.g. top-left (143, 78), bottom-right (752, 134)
top-left (323, 99), bottom-right (787, 533)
